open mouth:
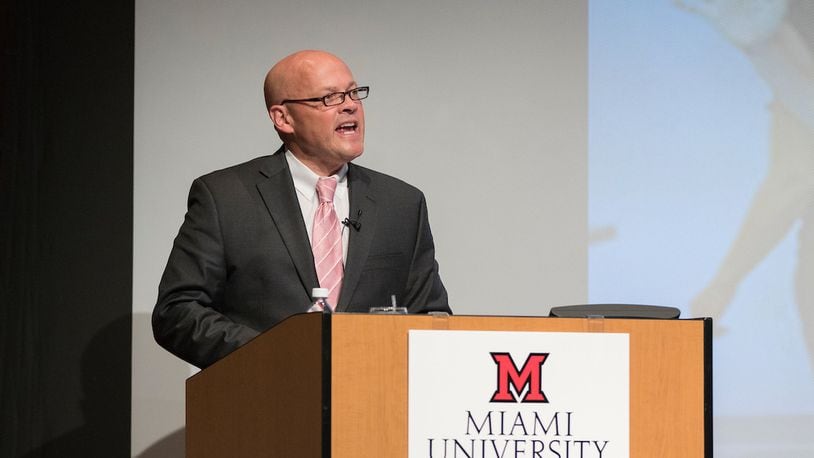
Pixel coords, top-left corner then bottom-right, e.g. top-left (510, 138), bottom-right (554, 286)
top-left (335, 122), bottom-right (358, 134)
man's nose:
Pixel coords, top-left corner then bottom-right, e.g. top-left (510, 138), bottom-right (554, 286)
top-left (339, 95), bottom-right (358, 113)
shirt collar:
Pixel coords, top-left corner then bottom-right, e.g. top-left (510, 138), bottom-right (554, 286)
top-left (285, 149), bottom-right (348, 202)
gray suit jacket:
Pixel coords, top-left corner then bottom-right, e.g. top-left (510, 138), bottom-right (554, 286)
top-left (152, 148), bottom-right (450, 367)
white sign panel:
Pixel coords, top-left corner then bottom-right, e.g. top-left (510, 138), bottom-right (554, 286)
top-left (409, 330), bottom-right (629, 457)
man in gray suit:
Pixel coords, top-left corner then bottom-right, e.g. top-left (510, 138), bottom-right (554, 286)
top-left (153, 50), bottom-right (451, 368)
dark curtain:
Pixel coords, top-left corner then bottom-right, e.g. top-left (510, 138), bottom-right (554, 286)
top-left (1, 0), bottom-right (134, 456)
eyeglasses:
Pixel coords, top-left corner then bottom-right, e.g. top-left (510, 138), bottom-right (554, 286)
top-left (281, 86), bottom-right (369, 107)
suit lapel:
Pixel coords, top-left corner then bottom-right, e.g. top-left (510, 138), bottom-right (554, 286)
top-left (256, 149), bottom-right (318, 295)
top-left (337, 164), bottom-right (377, 311)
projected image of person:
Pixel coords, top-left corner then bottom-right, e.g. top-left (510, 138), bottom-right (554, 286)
top-left (678, 0), bottom-right (814, 365)
top-left (152, 50), bottom-right (451, 368)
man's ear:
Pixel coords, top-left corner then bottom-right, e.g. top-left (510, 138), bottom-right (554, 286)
top-left (269, 105), bottom-right (294, 134)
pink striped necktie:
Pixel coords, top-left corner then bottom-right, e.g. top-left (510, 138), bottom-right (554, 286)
top-left (312, 177), bottom-right (344, 309)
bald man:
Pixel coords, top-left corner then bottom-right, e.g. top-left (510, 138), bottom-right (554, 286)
top-left (152, 51), bottom-right (451, 368)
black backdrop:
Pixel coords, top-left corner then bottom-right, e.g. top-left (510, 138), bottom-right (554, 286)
top-left (1, 0), bottom-right (134, 456)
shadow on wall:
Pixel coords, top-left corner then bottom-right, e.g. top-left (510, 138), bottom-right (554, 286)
top-left (136, 427), bottom-right (185, 458)
top-left (23, 315), bottom-right (131, 457)
top-left (22, 312), bottom-right (189, 457)
top-left (132, 312), bottom-right (189, 457)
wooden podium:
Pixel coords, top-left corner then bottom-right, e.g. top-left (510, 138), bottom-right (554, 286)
top-left (187, 313), bottom-right (711, 457)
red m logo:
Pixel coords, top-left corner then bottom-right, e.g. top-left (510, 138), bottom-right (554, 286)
top-left (490, 352), bottom-right (549, 403)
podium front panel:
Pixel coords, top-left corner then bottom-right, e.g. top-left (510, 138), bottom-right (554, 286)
top-left (329, 314), bottom-right (709, 458)
top-left (186, 313), bottom-right (325, 458)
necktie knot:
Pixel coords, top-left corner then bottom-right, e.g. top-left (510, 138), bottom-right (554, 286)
top-left (316, 177), bottom-right (337, 204)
